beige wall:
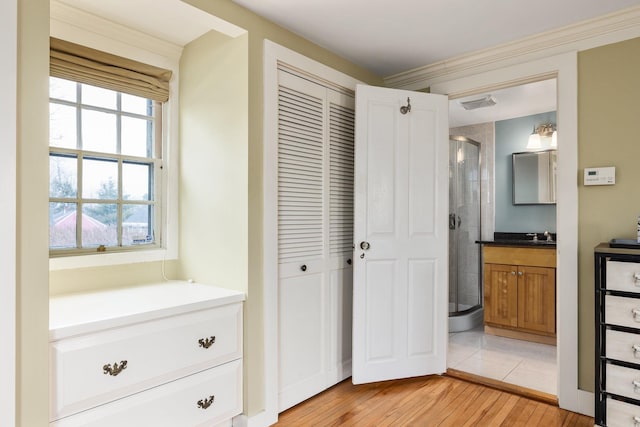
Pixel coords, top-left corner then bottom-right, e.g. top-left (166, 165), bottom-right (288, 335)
top-left (577, 36), bottom-right (640, 392)
top-left (17, 0), bottom-right (49, 425)
top-left (178, 31), bottom-right (249, 292)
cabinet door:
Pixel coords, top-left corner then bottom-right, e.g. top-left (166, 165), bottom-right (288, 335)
top-left (484, 264), bottom-right (518, 328)
top-left (517, 266), bottom-right (556, 335)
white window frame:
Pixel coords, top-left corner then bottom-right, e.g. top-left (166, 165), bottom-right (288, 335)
top-left (49, 82), bottom-right (162, 255)
top-left (49, 29), bottom-right (179, 271)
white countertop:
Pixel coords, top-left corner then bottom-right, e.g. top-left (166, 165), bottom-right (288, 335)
top-left (50, 281), bottom-right (245, 341)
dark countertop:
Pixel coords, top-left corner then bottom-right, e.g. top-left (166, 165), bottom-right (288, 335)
top-left (476, 232), bottom-right (557, 248)
top-left (476, 239), bottom-right (556, 248)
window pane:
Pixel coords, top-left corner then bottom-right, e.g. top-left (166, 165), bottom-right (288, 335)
top-left (50, 103), bottom-right (77, 149)
top-left (123, 162), bottom-right (151, 201)
top-left (50, 154), bottom-right (77, 198)
top-left (82, 109), bottom-right (117, 153)
top-left (122, 93), bottom-right (150, 115)
top-left (121, 116), bottom-right (152, 157)
top-left (82, 203), bottom-right (117, 246)
top-left (122, 204), bottom-right (153, 246)
top-left (49, 202), bottom-right (77, 248)
top-left (49, 77), bottom-right (76, 102)
top-left (81, 84), bottom-right (117, 109)
top-left (82, 158), bottom-right (118, 199)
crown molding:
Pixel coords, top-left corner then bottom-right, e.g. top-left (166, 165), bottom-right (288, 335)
top-left (50, 0), bottom-right (183, 67)
top-left (384, 5), bottom-right (640, 89)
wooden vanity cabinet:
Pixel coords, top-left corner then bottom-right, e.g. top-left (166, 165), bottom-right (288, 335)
top-left (483, 246), bottom-right (556, 344)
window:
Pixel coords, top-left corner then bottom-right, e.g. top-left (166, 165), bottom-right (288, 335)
top-left (49, 77), bottom-right (162, 254)
top-left (48, 37), bottom-right (173, 260)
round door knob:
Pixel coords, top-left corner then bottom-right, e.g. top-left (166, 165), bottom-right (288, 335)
top-left (347, 258), bottom-right (352, 265)
top-left (511, 271), bottom-right (516, 275)
top-left (300, 264), bottom-right (307, 272)
top-left (518, 271), bottom-right (523, 276)
top-left (360, 241), bottom-right (370, 250)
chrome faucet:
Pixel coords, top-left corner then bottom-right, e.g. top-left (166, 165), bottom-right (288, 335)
top-left (544, 230), bottom-right (553, 242)
top-left (526, 233), bottom-right (538, 241)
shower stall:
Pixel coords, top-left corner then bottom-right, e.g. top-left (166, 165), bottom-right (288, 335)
top-left (448, 136), bottom-right (483, 332)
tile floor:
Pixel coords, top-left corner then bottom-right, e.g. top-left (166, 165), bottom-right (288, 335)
top-left (448, 326), bottom-right (557, 395)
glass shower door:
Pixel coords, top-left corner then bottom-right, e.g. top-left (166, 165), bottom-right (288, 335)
top-left (449, 136), bottom-right (481, 316)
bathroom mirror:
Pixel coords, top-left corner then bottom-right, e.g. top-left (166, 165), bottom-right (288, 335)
top-left (512, 149), bottom-right (557, 205)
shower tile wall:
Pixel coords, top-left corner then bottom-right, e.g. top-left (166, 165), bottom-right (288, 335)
top-left (450, 123), bottom-right (495, 308)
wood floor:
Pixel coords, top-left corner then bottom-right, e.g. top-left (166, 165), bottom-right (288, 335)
top-left (273, 376), bottom-right (594, 426)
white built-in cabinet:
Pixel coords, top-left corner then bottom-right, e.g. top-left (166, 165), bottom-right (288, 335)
top-left (277, 67), bottom-right (355, 411)
top-left (49, 282), bottom-right (244, 427)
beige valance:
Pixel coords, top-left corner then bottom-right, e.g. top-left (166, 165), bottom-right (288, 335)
top-left (50, 37), bottom-right (172, 102)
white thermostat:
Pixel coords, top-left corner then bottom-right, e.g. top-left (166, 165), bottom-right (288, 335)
top-left (584, 167), bottom-right (616, 186)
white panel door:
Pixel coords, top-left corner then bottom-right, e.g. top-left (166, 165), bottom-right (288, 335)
top-left (352, 85), bottom-right (448, 384)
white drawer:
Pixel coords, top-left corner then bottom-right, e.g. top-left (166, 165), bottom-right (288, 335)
top-left (51, 303), bottom-right (242, 421)
top-left (607, 364), bottom-right (640, 401)
top-left (607, 261), bottom-right (640, 294)
top-left (51, 359), bottom-right (242, 427)
top-left (607, 329), bottom-right (640, 365)
top-left (606, 295), bottom-right (640, 329)
top-left (607, 398), bottom-right (640, 427)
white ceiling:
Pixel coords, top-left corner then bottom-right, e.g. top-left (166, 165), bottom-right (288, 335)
top-left (232, 0), bottom-right (640, 77)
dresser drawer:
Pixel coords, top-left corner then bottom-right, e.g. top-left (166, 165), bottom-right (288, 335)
top-left (607, 397), bottom-right (640, 427)
top-left (606, 364), bottom-right (640, 401)
top-left (607, 261), bottom-right (640, 294)
top-left (51, 359), bottom-right (242, 427)
top-left (607, 329), bottom-right (640, 365)
top-left (51, 303), bottom-right (242, 420)
top-left (606, 296), bottom-right (640, 329)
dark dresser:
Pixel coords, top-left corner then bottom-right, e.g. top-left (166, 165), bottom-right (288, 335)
top-left (595, 243), bottom-right (640, 426)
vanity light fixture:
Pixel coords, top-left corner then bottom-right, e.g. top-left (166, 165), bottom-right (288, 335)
top-left (527, 123), bottom-right (556, 149)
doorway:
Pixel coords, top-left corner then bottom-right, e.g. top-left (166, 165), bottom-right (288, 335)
top-left (445, 79), bottom-right (558, 397)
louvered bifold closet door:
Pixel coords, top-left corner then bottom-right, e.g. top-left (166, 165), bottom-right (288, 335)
top-left (277, 71), bottom-right (330, 412)
top-left (327, 90), bottom-right (355, 387)
top-left (276, 68), bottom-right (356, 412)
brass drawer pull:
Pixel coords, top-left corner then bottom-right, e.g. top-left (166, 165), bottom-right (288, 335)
top-left (103, 360), bottom-right (128, 376)
top-left (197, 395), bottom-right (215, 410)
top-left (198, 336), bottom-right (216, 349)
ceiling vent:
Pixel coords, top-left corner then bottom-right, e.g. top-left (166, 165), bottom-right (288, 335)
top-left (459, 95), bottom-right (497, 110)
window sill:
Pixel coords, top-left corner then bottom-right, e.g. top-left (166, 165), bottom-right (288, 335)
top-left (49, 247), bottom-right (177, 271)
